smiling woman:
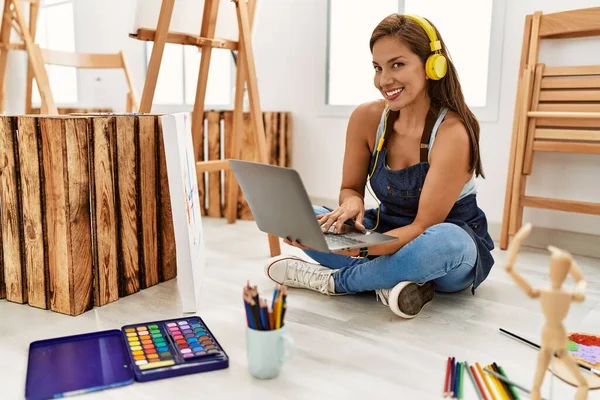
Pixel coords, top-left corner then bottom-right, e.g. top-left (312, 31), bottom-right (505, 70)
top-left (264, 14), bottom-right (495, 320)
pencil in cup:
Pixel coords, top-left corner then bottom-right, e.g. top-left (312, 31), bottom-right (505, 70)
top-left (243, 284), bottom-right (288, 330)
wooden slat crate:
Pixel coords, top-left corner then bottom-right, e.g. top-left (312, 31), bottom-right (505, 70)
top-left (0, 114), bottom-right (176, 315)
top-left (0, 110), bottom-right (290, 315)
top-left (200, 110), bottom-right (292, 220)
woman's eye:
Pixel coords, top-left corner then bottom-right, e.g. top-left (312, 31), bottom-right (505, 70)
top-left (392, 62), bottom-right (404, 68)
top-left (374, 66), bottom-right (382, 72)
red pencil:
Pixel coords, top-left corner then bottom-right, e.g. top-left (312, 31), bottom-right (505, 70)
top-left (470, 365), bottom-right (489, 400)
top-left (443, 357), bottom-right (451, 397)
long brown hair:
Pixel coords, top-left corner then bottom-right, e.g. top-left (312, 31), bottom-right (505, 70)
top-left (370, 14), bottom-right (484, 178)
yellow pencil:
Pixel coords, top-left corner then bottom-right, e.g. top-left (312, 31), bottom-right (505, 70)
top-left (486, 365), bottom-right (511, 400)
top-left (476, 362), bottom-right (497, 400)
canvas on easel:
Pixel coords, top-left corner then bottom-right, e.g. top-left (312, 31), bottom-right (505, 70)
top-left (160, 112), bottom-right (206, 313)
top-left (129, 0), bottom-right (281, 257)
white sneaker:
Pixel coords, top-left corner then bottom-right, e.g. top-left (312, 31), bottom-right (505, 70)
top-left (265, 255), bottom-right (336, 295)
top-left (376, 281), bottom-right (435, 318)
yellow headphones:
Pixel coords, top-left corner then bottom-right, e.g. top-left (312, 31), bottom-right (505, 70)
top-left (403, 14), bottom-right (447, 80)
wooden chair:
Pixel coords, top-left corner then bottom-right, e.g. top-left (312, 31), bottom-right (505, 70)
top-left (500, 7), bottom-right (600, 249)
top-left (28, 47), bottom-right (139, 113)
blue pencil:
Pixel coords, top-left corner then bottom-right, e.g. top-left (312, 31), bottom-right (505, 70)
top-left (450, 357), bottom-right (456, 397)
top-left (259, 299), bottom-right (269, 330)
top-left (244, 300), bottom-right (255, 329)
top-left (272, 286), bottom-right (279, 308)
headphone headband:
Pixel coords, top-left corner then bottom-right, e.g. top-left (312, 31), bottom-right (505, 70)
top-left (403, 14), bottom-right (441, 52)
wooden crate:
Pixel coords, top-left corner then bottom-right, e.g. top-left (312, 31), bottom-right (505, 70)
top-left (0, 110), bottom-right (290, 314)
top-left (0, 115), bottom-right (176, 315)
top-left (199, 110), bottom-right (292, 220)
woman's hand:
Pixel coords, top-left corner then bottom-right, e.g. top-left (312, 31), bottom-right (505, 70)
top-left (317, 196), bottom-right (366, 234)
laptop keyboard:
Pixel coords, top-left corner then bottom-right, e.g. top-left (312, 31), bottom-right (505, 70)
top-left (324, 234), bottom-right (365, 248)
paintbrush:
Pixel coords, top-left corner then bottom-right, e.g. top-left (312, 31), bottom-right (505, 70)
top-left (499, 328), bottom-right (600, 375)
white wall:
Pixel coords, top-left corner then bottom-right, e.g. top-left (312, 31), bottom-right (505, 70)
top-left (5, 0), bottom-right (600, 236)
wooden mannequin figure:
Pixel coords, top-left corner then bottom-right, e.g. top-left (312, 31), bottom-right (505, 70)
top-left (505, 223), bottom-right (588, 400)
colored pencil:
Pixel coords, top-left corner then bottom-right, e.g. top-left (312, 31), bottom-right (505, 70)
top-left (465, 362), bottom-right (486, 400)
top-left (453, 361), bottom-right (461, 399)
top-left (483, 368), bottom-right (549, 400)
top-left (476, 362), bottom-right (497, 400)
top-left (496, 365), bottom-right (520, 400)
top-left (459, 362), bottom-right (465, 399)
top-left (492, 363), bottom-right (515, 400)
top-left (243, 283), bottom-right (289, 330)
top-left (470, 365), bottom-right (489, 400)
top-left (443, 357), bottom-right (451, 397)
top-left (449, 357), bottom-right (455, 397)
top-left (486, 364), bottom-right (510, 400)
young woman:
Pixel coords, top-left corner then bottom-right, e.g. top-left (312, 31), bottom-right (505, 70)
top-left (265, 14), bottom-right (495, 318)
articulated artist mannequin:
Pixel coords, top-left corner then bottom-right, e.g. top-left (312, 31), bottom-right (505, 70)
top-left (505, 223), bottom-right (588, 400)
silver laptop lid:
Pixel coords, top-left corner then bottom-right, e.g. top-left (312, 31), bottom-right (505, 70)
top-left (229, 160), bottom-right (329, 252)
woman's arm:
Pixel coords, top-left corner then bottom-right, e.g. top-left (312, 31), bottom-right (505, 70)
top-left (366, 114), bottom-right (472, 256)
top-left (319, 101), bottom-right (385, 233)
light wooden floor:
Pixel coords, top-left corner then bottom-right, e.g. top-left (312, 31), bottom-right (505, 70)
top-left (1, 217), bottom-right (599, 400)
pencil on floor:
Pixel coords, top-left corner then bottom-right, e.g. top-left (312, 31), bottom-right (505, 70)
top-left (449, 357), bottom-right (456, 398)
top-left (443, 357), bottom-right (451, 397)
top-left (476, 362), bottom-right (497, 400)
top-left (459, 361), bottom-right (465, 399)
top-left (492, 363), bottom-right (516, 400)
top-left (496, 365), bottom-right (520, 400)
top-left (453, 361), bottom-right (461, 399)
top-left (465, 362), bottom-right (486, 400)
top-left (486, 364), bottom-right (510, 400)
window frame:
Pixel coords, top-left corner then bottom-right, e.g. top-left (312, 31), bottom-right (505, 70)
top-left (142, 45), bottom-right (236, 111)
top-left (32, 0), bottom-right (78, 106)
top-left (321, 0), bottom-right (506, 122)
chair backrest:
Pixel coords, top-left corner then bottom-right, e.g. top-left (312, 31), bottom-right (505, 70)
top-left (538, 7), bottom-right (600, 39)
top-left (535, 64), bottom-right (600, 131)
top-left (37, 47), bottom-right (139, 112)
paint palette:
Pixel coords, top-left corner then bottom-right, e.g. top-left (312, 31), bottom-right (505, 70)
top-left (568, 333), bottom-right (600, 368)
top-left (122, 317), bottom-right (229, 382)
top-left (25, 316), bottom-right (229, 398)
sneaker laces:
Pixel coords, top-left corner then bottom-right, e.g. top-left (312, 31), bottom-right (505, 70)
top-left (375, 289), bottom-right (391, 306)
top-left (289, 261), bottom-right (333, 295)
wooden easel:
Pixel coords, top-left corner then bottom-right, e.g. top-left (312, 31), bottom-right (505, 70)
top-left (130, 0), bottom-right (280, 257)
top-left (0, 0), bottom-right (57, 114)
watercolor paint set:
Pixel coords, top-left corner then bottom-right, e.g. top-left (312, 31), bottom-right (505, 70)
top-left (25, 316), bottom-right (228, 400)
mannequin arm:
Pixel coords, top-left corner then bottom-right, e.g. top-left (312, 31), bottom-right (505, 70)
top-left (570, 260), bottom-right (586, 302)
top-left (507, 269), bottom-right (540, 298)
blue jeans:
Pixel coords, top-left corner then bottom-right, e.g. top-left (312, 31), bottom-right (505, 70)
top-left (302, 206), bottom-right (477, 294)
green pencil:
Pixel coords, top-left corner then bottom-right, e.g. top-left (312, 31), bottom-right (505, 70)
top-left (459, 362), bottom-right (465, 399)
top-left (497, 364), bottom-right (520, 400)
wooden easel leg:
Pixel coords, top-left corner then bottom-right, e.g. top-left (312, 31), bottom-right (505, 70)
top-left (191, 0), bottom-right (219, 161)
top-left (25, 0), bottom-right (39, 114)
top-left (225, 52), bottom-right (245, 224)
top-left (138, 0), bottom-right (175, 113)
top-left (235, 0), bottom-right (280, 257)
top-left (225, 0), bottom-right (256, 224)
top-left (0, 0), bottom-right (13, 113)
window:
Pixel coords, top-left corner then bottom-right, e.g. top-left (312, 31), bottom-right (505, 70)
top-left (326, 0), bottom-right (505, 121)
top-left (32, 0), bottom-right (77, 105)
top-left (146, 43), bottom-right (233, 108)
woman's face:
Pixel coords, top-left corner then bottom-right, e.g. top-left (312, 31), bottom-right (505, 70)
top-left (372, 35), bottom-right (427, 110)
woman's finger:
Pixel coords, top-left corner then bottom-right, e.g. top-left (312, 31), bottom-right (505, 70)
top-left (334, 213), bottom-right (349, 234)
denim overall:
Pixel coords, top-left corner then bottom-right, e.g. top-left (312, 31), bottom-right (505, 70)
top-left (363, 107), bottom-right (495, 293)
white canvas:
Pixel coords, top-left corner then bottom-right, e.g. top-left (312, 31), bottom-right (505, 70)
top-left (159, 112), bottom-right (206, 313)
top-left (130, 0), bottom-right (242, 41)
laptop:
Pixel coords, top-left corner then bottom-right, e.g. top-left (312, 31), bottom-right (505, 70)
top-left (229, 160), bottom-right (398, 253)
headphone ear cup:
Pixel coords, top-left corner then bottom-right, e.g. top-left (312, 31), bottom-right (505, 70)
top-left (425, 53), bottom-right (447, 80)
